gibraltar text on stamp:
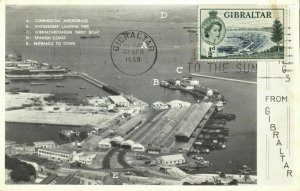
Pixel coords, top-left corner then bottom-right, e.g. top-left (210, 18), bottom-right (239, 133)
top-left (198, 9), bottom-right (284, 60)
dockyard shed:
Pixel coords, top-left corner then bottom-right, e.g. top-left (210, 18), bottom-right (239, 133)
top-left (98, 138), bottom-right (111, 149)
top-left (110, 136), bottom-right (124, 147)
top-left (175, 102), bottom-right (213, 142)
top-left (157, 154), bottom-right (185, 165)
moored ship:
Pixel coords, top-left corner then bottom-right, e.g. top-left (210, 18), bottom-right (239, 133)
top-left (5, 54), bottom-right (69, 75)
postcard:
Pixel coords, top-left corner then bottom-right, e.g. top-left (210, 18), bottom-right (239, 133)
top-left (1, 0), bottom-right (299, 190)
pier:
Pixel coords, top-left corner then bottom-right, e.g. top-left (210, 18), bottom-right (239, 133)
top-left (67, 72), bottom-right (124, 95)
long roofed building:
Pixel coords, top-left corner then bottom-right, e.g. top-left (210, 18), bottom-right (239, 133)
top-left (175, 102), bottom-right (213, 142)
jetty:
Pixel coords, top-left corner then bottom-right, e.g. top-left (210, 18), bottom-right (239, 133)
top-left (66, 72), bottom-right (124, 95)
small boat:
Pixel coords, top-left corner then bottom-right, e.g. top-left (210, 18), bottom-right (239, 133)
top-left (56, 83), bottom-right (64, 88)
top-left (30, 82), bottom-right (45, 86)
top-left (79, 87), bottom-right (86, 89)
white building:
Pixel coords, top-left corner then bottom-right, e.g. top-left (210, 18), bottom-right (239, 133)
top-left (131, 143), bottom-right (145, 152)
top-left (108, 96), bottom-right (130, 107)
top-left (98, 138), bottom-right (112, 149)
top-left (33, 141), bottom-right (56, 149)
top-left (157, 154), bottom-right (185, 166)
top-left (77, 153), bottom-right (96, 165)
top-left (37, 147), bottom-right (96, 165)
top-left (37, 148), bottom-right (82, 163)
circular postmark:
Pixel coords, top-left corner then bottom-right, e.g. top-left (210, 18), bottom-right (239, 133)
top-left (110, 30), bottom-right (157, 76)
top-left (201, 10), bottom-right (226, 46)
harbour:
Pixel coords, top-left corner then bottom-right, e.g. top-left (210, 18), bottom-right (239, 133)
top-left (5, 72), bottom-right (256, 174)
top-left (5, 6), bottom-right (257, 184)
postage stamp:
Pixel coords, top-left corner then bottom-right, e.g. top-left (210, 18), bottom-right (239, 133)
top-left (198, 8), bottom-right (284, 60)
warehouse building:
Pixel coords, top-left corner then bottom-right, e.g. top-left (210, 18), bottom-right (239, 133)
top-left (157, 154), bottom-right (185, 165)
top-left (175, 102), bottom-right (213, 142)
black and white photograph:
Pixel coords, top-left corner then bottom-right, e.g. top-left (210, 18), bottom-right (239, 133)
top-left (2, 1), bottom-right (298, 188)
